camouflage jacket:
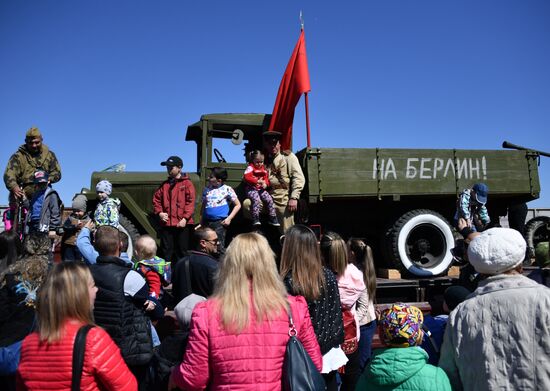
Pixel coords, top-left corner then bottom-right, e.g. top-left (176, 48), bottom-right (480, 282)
top-left (3, 144), bottom-right (62, 198)
top-left (94, 197), bottom-right (121, 228)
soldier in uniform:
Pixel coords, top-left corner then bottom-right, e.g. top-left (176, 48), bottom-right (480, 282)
top-left (262, 130), bottom-right (305, 233)
top-left (3, 127), bottom-right (62, 201)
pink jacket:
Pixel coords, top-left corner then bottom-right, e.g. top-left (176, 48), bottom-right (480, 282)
top-left (338, 263), bottom-right (366, 340)
top-left (172, 294), bottom-right (322, 390)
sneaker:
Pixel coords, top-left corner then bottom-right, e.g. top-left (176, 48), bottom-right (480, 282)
top-left (252, 219), bottom-right (261, 226)
top-left (268, 216), bottom-right (280, 227)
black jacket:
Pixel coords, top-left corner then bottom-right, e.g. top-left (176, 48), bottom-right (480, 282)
top-left (90, 255), bottom-right (153, 367)
top-left (172, 251), bottom-right (219, 303)
top-left (284, 266), bottom-right (344, 355)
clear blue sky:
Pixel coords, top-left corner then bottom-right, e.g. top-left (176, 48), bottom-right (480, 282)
top-left (1, 1), bottom-right (549, 211)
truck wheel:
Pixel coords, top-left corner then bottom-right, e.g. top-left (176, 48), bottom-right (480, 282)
top-left (118, 214), bottom-right (140, 258)
top-left (388, 209), bottom-right (455, 276)
top-left (525, 216), bottom-right (550, 258)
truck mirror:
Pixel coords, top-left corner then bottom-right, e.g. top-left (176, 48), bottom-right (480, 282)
top-left (232, 129), bottom-right (244, 145)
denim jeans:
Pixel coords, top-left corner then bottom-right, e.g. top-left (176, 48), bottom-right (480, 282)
top-left (358, 320), bottom-right (377, 370)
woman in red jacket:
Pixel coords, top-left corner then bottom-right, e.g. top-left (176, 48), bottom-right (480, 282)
top-left (16, 262), bottom-right (137, 391)
top-left (170, 232), bottom-right (322, 390)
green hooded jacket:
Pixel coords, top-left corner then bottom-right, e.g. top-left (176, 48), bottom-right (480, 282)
top-left (356, 347), bottom-right (451, 391)
top-left (3, 144), bottom-right (61, 198)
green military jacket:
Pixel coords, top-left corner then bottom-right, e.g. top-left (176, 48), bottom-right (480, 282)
top-left (3, 144), bottom-right (62, 198)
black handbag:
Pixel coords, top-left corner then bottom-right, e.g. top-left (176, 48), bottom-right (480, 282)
top-left (71, 324), bottom-right (94, 391)
top-left (282, 307), bottom-right (325, 391)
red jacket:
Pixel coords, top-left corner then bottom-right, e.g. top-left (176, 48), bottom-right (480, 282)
top-left (16, 320), bottom-right (137, 391)
top-left (172, 294), bottom-right (322, 390)
top-left (152, 174), bottom-right (196, 226)
top-left (243, 164), bottom-right (270, 190)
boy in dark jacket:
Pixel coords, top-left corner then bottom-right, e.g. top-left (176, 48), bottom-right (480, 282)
top-left (61, 194), bottom-right (90, 262)
top-left (23, 170), bottom-right (62, 241)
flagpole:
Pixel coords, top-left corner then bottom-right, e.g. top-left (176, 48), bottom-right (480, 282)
top-left (305, 92), bottom-right (311, 148)
top-left (300, 11), bottom-right (312, 148)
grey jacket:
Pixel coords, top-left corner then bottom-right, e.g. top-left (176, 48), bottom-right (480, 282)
top-left (24, 186), bottom-right (62, 233)
top-left (439, 274), bottom-right (550, 391)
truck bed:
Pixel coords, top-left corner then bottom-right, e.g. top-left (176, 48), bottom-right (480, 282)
top-left (299, 147), bottom-right (539, 203)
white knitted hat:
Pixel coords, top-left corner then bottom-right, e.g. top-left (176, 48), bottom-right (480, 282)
top-left (467, 228), bottom-right (526, 275)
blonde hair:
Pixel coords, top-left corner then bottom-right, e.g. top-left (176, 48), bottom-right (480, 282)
top-left (135, 235), bottom-right (157, 260)
top-left (320, 231), bottom-right (348, 276)
top-left (213, 233), bottom-right (288, 333)
top-left (37, 263), bottom-right (95, 343)
top-left (348, 238), bottom-right (377, 300)
top-left (279, 225), bottom-right (325, 301)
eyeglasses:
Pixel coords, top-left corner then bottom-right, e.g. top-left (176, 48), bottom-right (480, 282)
top-left (204, 238), bottom-right (220, 244)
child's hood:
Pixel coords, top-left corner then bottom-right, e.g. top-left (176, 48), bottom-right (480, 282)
top-left (366, 347), bottom-right (428, 386)
top-left (175, 173), bottom-right (191, 182)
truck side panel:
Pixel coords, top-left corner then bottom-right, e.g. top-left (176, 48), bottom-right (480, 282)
top-left (302, 148), bottom-right (539, 201)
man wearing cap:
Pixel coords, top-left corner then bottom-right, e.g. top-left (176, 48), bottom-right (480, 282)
top-left (261, 130), bottom-right (305, 233)
top-left (454, 182), bottom-right (490, 232)
top-left (439, 228), bottom-right (550, 390)
top-left (3, 127), bottom-right (62, 201)
top-left (153, 156), bottom-right (196, 264)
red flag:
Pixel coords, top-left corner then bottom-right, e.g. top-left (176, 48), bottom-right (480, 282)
top-left (268, 30), bottom-right (311, 150)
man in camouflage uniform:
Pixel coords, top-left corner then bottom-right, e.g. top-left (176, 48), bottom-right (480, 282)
top-left (4, 127), bottom-right (62, 201)
top-left (262, 130), bottom-right (305, 233)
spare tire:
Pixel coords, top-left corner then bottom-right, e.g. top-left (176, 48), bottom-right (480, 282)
top-left (525, 216), bottom-right (550, 258)
top-left (386, 209), bottom-right (456, 277)
top-left (118, 214), bottom-right (140, 259)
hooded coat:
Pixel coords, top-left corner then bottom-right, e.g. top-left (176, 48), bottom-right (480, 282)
top-left (3, 144), bottom-right (61, 198)
top-left (439, 274), bottom-right (550, 391)
top-left (356, 347), bottom-right (451, 391)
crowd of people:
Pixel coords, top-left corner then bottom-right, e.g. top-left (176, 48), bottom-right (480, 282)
top-left (1, 126), bottom-right (550, 391)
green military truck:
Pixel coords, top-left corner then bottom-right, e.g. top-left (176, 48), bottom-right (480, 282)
top-left (80, 113), bottom-right (543, 276)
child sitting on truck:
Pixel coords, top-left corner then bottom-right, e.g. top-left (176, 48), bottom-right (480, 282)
top-left (23, 170), bottom-right (62, 239)
top-left (200, 167), bottom-right (241, 253)
top-left (94, 179), bottom-right (120, 228)
top-left (61, 194), bottom-right (90, 261)
top-left (243, 150), bottom-right (279, 227)
top-left (454, 183), bottom-right (490, 232)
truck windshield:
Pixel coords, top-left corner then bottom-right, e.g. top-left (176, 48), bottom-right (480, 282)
top-left (211, 137), bottom-right (249, 165)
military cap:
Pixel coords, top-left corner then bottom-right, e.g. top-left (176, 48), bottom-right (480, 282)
top-left (263, 130), bottom-right (282, 139)
top-left (26, 127), bottom-right (42, 139)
